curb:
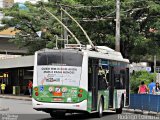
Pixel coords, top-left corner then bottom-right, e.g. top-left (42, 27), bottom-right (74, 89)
top-left (123, 108), bottom-right (160, 116)
top-left (0, 95), bottom-right (32, 101)
top-left (0, 107), bottom-right (9, 111)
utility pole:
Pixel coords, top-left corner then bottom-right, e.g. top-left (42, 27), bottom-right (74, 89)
top-left (154, 55), bottom-right (156, 73)
top-left (115, 0), bottom-right (120, 52)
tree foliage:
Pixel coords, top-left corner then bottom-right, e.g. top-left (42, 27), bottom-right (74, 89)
top-left (130, 71), bottom-right (156, 94)
top-left (0, 0), bottom-right (160, 61)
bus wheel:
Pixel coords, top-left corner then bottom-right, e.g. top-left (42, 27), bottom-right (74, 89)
top-left (50, 112), bottom-right (65, 118)
top-left (97, 98), bottom-right (104, 118)
top-left (116, 97), bottom-right (124, 114)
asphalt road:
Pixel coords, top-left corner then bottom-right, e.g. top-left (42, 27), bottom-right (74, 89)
top-left (0, 98), bottom-right (159, 120)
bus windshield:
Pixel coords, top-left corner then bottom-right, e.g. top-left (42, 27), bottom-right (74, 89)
top-left (36, 52), bottom-right (83, 87)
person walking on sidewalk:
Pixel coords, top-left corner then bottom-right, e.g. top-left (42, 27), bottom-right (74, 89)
top-left (148, 79), bottom-right (156, 94)
top-left (138, 81), bottom-right (148, 94)
top-left (0, 82), bottom-right (1, 94)
top-left (28, 80), bottom-right (33, 97)
top-left (1, 83), bottom-right (6, 95)
top-left (152, 82), bottom-right (160, 95)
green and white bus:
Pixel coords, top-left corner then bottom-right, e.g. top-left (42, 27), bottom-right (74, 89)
top-left (32, 45), bottom-right (129, 118)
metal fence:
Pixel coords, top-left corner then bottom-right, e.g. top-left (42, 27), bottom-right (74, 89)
top-left (129, 94), bottom-right (160, 112)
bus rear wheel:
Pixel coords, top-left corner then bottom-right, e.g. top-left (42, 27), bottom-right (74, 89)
top-left (97, 98), bottom-right (104, 118)
top-left (50, 111), bottom-right (65, 119)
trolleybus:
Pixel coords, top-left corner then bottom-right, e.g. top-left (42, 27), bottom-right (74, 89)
top-left (32, 45), bottom-right (129, 118)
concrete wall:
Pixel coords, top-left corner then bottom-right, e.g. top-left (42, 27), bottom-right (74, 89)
top-left (0, 55), bottom-right (34, 69)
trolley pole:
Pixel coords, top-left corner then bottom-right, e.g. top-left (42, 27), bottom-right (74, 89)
top-left (115, 0), bottom-right (120, 52)
top-left (63, 7), bottom-right (68, 42)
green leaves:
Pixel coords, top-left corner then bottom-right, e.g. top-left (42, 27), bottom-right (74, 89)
top-left (130, 71), bottom-right (156, 93)
top-left (0, 0), bottom-right (159, 60)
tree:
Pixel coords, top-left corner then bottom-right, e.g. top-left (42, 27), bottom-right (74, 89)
top-left (59, 0), bottom-right (160, 61)
top-left (130, 71), bottom-right (156, 93)
top-left (0, 0), bottom-right (160, 61)
top-left (1, 2), bottom-right (61, 54)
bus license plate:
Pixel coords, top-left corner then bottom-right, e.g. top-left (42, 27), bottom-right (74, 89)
top-left (53, 98), bottom-right (63, 101)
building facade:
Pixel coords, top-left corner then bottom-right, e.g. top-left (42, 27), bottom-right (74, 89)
top-left (0, 0), bottom-right (14, 8)
top-left (14, 0), bottom-right (48, 4)
top-left (0, 55), bottom-right (34, 94)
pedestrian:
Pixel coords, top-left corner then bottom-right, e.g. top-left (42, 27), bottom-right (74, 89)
top-left (148, 79), bottom-right (156, 94)
top-left (138, 81), bottom-right (148, 94)
top-left (152, 82), bottom-right (160, 95)
top-left (0, 82), bottom-right (1, 94)
top-left (1, 83), bottom-right (6, 95)
top-left (28, 80), bottom-right (33, 97)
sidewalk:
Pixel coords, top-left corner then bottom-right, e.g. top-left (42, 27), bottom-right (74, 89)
top-left (0, 94), bottom-right (32, 101)
top-left (0, 94), bottom-right (32, 111)
top-left (123, 108), bottom-right (160, 117)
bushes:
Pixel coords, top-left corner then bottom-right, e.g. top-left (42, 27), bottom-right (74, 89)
top-left (130, 71), bottom-right (156, 93)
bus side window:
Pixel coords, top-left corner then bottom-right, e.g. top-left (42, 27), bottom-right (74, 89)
top-left (114, 70), bottom-right (125, 89)
top-left (114, 74), bottom-right (121, 89)
top-left (98, 66), bottom-right (108, 90)
top-left (120, 70), bottom-right (126, 89)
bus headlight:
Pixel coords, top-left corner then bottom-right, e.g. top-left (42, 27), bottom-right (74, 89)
top-left (35, 92), bottom-right (39, 96)
top-left (79, 89), bottom-right (83, 93)
top-left (34, 87), bottom-right (38, 91)
top-left (78, 94), bottom-right (82, 98)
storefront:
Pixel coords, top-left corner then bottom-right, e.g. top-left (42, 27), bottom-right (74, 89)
top-left (0, 55), bottom-right (34, 94)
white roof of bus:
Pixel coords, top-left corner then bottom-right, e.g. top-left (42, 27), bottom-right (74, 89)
top-left (84, 45), bottom-right (129, 63)
top-left (83, 50), bottom-right (129, 63)
top-left (36, 46), bottom-right (129, 63)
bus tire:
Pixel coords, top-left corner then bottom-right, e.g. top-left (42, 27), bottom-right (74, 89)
top-left (116, 97), bottom-right (124, 114)
top-left (97, 98), bottom-right (104, 118)
top-left (50, 112), bottom-right (65, 118)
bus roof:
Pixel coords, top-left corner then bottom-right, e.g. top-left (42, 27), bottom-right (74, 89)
top-left (36, 46), bottom-right (129, 63)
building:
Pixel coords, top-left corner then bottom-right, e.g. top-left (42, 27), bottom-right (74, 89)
top-left (0, 0), bottom-right (49, 95)
top-left (0, 55), bottom-right (34, 94)
top-left (0, 27), bottom-right (27, 54)
top-left (0, 25), bottom-right (31, 94)
top-left (0, 0), bottom-right (48, 8)
top-left (14, 0), bottom-right (48, 4)
top-left (0, 0), bottom-right (14, 8)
